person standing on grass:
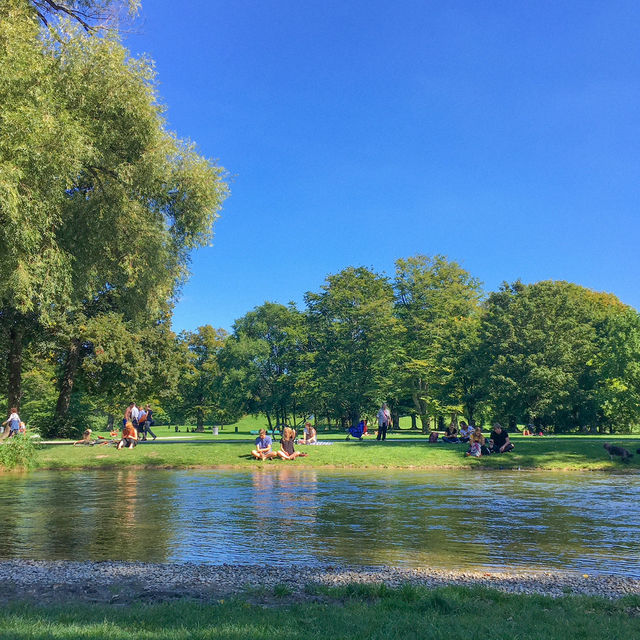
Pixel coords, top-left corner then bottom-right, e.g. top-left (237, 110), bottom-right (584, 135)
top-left (2, 407), bottom-right (21, 438)
top-left (123, 402), bottom-right (134, 428)
top-left (376, 403), bottom-right (391, 441)
top-left (130, 402), bottom-right (140, 433)
top-left (252, 429), bottom-right (277, 460)
top-left (143, 404), bottom-right (157, 441)
top-left (489, 423), bottom-right (514, 454)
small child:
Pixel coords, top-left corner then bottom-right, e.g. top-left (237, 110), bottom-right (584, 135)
top-left (2, 408), bottom-right (21, 437)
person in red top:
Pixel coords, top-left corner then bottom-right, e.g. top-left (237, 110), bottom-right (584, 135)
top-left (117, 421), bottom-right (138, 449)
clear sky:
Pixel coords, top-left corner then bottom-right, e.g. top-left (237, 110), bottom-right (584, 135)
top-left (124, 0), bottom-right (640, 332)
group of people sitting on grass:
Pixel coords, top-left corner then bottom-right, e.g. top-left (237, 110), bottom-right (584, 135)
top-left (251, 423), bottom-right (318, 461)
top-left (440, 421), bottom-right (515, 457)
top-left (74, 420), bottom-right (142, 450)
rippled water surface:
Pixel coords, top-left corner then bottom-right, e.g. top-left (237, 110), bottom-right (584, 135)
top-left (0, 469), bottom-right (638, 576)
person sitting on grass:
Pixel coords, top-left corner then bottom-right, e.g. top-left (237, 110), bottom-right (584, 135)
top-left (465, 426), bottom-right (486, 457)
top-left (117, 421), bottom-right (138, 450)
top-left (298, 422), bottom-right (317, 444)
top-left (252, 429), bottom-right (277, 460)
top-left (489, 423), bottom-right (514, 454)
top-left (278, 427), bottom-right (307, 460)
top-left (74, 429), bottom-right (95, 446)
top-left (442, 422), bottom-right (459, 443)
top-left (459, 421), bottom-right (473, 442)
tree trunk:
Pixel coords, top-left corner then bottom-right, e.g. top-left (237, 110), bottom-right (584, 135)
top-left (265, 412), bottom-right (273, 430)
top-left (107, 414), bottom-right (114, 430)
top-left (391, 410), bottom-right (400, 430)
top-left (55, 337), bottom-right (82, 422)
top-left (7, 323), bottom-right (24, 412)
top-left (196, 401), bottom-right (205, 432)
top-left (419, 413), bottom-right (429, 434)
top-left (411, 414), bottom-right (417, 430)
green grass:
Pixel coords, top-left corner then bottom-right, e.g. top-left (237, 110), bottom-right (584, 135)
top-left (31, 431), bottom-right (640, 472)
top-left (0, 585), bottom-right (638, 639)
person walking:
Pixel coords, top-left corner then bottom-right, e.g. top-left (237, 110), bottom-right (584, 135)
top-left (143, 404), bottom-right (157, 441)
top-left (376, 403), bottom-right (391, 441)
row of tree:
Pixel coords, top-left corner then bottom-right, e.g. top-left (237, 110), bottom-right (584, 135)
top-left (167, 258), bottom-right (639, 434)
top-left (9, 253), bottom-right (637, 436)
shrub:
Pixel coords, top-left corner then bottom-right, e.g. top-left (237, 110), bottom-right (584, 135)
top-left (0, 433), bottom-right (39, 470)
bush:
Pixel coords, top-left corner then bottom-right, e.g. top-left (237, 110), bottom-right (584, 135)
top-left (0, 433), bottom-right (39, 470)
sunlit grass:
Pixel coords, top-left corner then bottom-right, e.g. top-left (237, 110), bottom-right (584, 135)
top-left (33, 431), bottom-right (640, 472)
top-left (0, 585), bottom-right (638, 639)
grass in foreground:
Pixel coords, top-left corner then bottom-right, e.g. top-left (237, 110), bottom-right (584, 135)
top-left (33, 433), bottom-right (640, 472)
top-left (0, 585), bottom-right (638, 639)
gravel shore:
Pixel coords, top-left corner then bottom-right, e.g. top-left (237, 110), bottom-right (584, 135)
top-left (0, 561), bottom-right (638, 605)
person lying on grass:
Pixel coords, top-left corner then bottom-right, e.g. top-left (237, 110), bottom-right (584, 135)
top-left (117, 421), bottom-right (138, 450)
top-left (278, 427), bottom-right (307, 460)
top-left (74, 429), bottom-right (95, 446)
top-left (489, 423), bottom-right (514, 454)
top-left (297, 422), bottom-right (317, 444)
top-left (252, 429), bottom-right (277, 460)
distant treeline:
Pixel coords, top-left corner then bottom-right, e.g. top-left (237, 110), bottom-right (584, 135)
top-left (6, 255), bottom-right (638, 437)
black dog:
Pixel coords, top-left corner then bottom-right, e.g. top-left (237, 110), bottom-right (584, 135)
top-left (603, 443), bottom-right (633, 462)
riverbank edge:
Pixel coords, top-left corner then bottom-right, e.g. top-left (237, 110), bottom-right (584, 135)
top-left (0, 561), bottom-right (638, 604)
top-left (5, 462), bottom-right (640, 474)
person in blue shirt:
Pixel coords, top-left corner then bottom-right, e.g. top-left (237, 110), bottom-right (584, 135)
top-left (251, 429), bottom-right (277, 460)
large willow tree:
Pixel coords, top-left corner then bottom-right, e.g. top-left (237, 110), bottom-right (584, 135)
top-left (0, 1), bottom-right (228, 432)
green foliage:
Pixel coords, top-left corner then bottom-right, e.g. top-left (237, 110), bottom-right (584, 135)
top-left (394, 255), bottom-right (482, 428)
top-left (306, 266), bottom-right (403, 425)
top-left (220, 303), bottom-right (307, 425)
top-left (480, 281), bottom-right (640, 431)
top-left (0, 433), bottom-right (38, 470)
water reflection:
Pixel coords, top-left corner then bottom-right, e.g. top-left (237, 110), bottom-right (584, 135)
top-left (0, 469), bottom-right (638, 577)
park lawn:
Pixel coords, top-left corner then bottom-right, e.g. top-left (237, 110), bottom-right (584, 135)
top-left (33, 434), bottom-right (640, 471)
top-left (0, 585), bottom-right (638, 640)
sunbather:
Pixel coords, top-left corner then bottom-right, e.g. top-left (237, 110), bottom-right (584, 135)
top-left (74, 429), bottom-right (95, 446)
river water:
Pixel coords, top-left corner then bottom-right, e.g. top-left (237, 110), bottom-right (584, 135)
top-left (0, 469), bottom-right (638, 576)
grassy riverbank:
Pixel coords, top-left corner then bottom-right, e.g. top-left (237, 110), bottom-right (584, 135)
top-left (0, 584), bottom-right (638, 639)
top-left (31, 433), bottom-right (640, 471)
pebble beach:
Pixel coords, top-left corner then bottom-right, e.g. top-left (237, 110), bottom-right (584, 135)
top-left (0, 561), bottom-right (638, 605)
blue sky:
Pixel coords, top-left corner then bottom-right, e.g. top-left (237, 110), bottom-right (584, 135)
top-left (125, 0), bottom-right (640, 332)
